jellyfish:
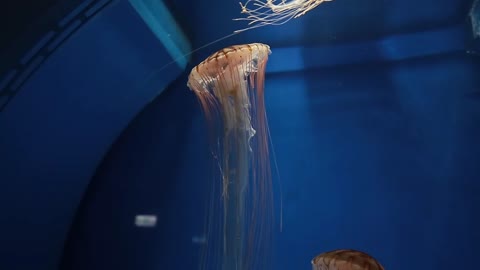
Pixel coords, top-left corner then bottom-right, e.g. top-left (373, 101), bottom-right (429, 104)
top-left (187, 43), bottom-right (274, 270)
top-left (311, 249), bottom-right (385, 270)
top-left (234, 0), bottom-right (334, 33)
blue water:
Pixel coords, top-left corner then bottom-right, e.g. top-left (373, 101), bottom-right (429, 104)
top-left (0, 0), bottom-right (479, 270)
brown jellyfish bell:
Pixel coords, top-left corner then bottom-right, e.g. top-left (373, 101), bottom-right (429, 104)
top-left (311, 249), bottom-right (385, 270)
top-left (187, 43), bottom-right (275, 270)
top-left (234, 0), bottom-right (335, 33)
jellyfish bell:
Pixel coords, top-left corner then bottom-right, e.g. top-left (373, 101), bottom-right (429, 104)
top-left (187, 43), bottom-right (271, 150)
top-left (187, 43), bottom-right (275, 270)
top-left (187, 43), bottom-right (271, 96)
top-left (311, 249), bottom-right (385, 270)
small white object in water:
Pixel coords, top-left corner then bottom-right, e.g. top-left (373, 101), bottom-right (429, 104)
top-left (192, 235), bottom-right (207, 244)
top-left (134, 215), bottom-right (157, 227)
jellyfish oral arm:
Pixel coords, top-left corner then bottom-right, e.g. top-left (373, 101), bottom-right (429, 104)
top-left (218, 79), bottom-right (254, 269)
top-left (222, 123), bottom-right (250, 270)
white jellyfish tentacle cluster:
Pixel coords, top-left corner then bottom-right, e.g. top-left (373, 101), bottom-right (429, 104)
top-left (234, 0), bottom-right (334, 32)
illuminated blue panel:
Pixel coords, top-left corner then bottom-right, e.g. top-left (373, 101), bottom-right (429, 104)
top-left (128, 0), bottom-right (192, 69)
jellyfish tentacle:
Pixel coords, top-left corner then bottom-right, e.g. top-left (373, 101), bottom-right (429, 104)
top-left (234, 0), bottom-right (334, 33)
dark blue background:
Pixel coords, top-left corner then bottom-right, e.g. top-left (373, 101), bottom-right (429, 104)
top-left (1, 0), bottom-right (479, 270)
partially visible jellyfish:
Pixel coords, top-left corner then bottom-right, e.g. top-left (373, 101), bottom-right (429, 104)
top-left (187, 43), bottom-right (274, 270)
top-left (234, 0), bottom-right (334, 33)
top-left (311, 249), bottom-right (385, 270)
top-left (470, 0), bottom-right (480, 38)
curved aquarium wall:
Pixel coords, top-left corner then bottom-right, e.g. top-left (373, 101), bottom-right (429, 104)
top-left (0, 0), bottom-right (479, 270)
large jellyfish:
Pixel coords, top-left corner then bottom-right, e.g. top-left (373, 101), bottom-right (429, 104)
top-left (234, 0), bottom-right (334, 32)
top-left (311, 249), bottom-right (385, 270)
top-left (187, 43), bottom-right (274, 270)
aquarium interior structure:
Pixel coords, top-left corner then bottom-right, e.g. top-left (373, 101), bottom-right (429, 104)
top-left (0, 0), bottom-right (479, 270)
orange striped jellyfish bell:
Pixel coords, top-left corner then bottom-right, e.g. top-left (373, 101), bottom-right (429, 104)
top-left (312, 249), bottom-right (385, 270)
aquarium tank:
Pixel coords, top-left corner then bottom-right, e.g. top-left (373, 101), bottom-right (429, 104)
top-left (0, 0), bottom-right (479, 270)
